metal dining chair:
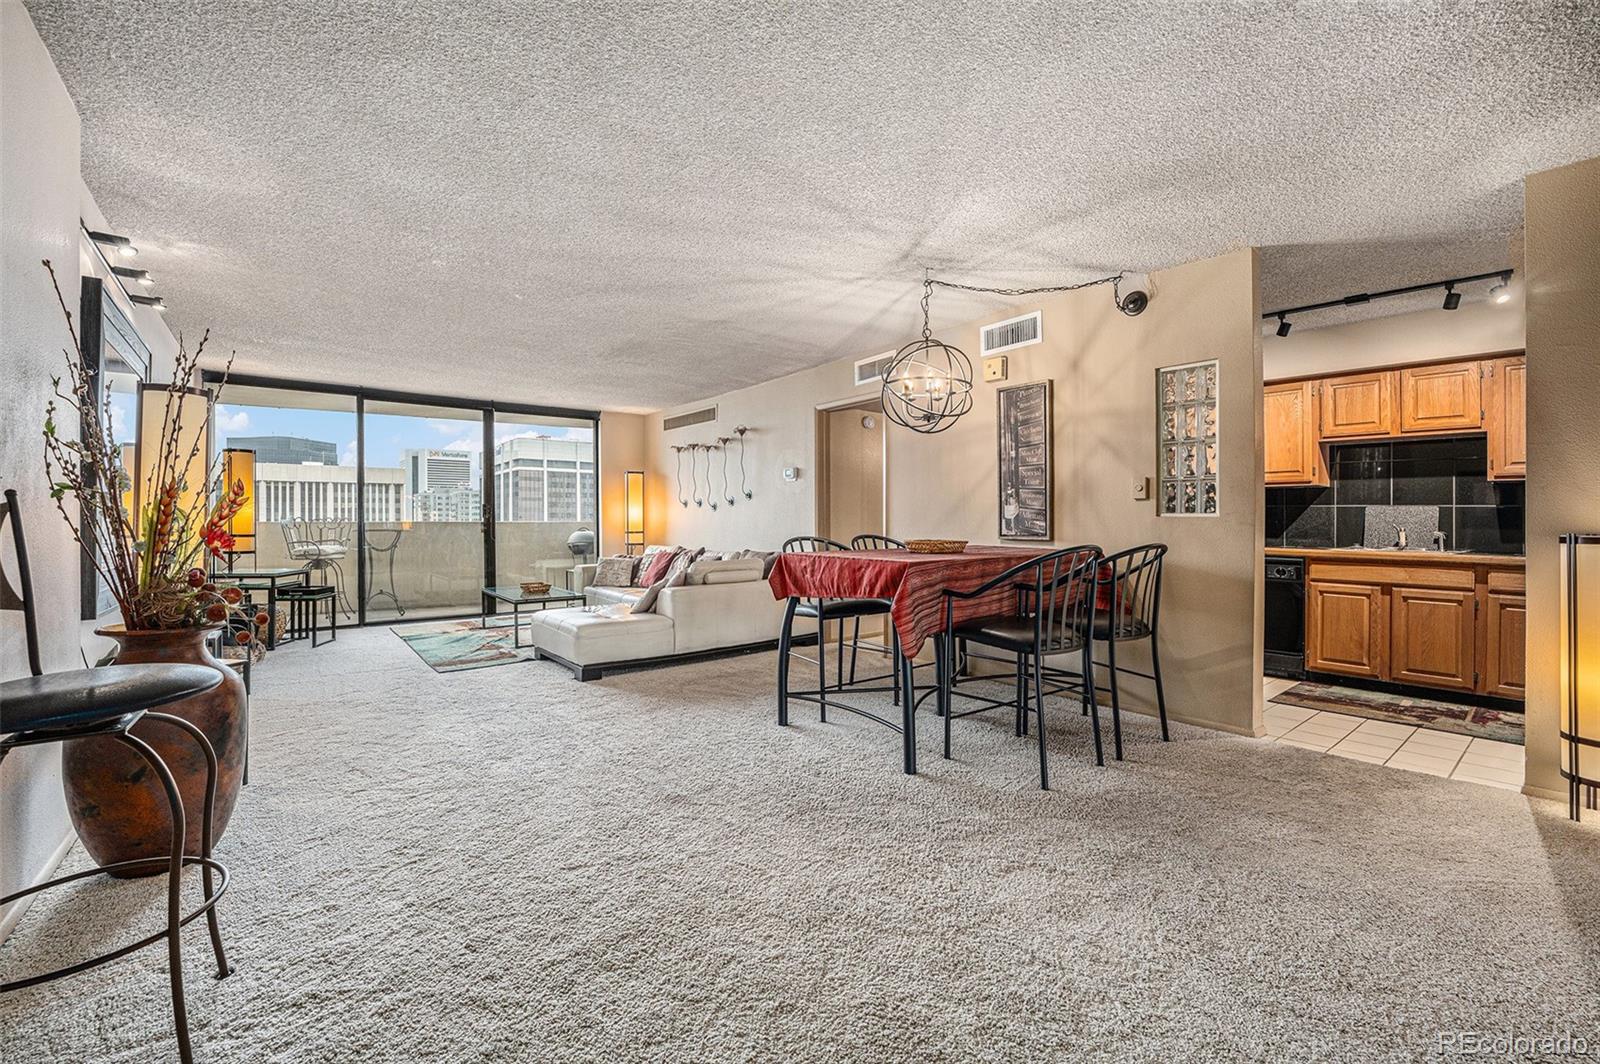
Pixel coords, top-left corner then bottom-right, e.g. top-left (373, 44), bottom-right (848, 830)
top-left (0, 490), bottom-right (233, 1064)
top-left (776, 536), bottom-right (897, 720)
top-left (1088, 544), bottom-right (1171, 754)
top-left (847, 534), bottom-right (907, 686)
top-left (936, 545), bottom-right (1104, 788)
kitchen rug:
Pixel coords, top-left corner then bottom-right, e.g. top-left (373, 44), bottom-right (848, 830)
top-left (1274, 682), bottom-right (1524, 744)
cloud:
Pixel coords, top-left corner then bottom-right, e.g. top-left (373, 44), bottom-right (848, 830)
top-left (216, 406), bottom-right (250, 432)
top-left (441, 437), bottom-right (482, 453)
top-left (340, 440), bottom-right (357, 466)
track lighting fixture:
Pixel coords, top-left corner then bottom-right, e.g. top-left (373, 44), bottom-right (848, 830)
top-left (87, 229), bottom-right (137, 258)
top-left (129, 294), bottom-right (166, 311)
top-left (1264, 268), bottom-right (1513, 331)
top-left (112, 266), bottom-right (154, 287)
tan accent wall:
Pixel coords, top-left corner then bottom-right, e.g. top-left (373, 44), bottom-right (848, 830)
top-left (598, 411), bottom-right (647, 555)
top-left (1523, 155), bottom-right (1600, 800)
top-left (645, 248), bottom-right (1263, 736)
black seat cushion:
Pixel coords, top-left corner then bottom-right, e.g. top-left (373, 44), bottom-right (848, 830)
top-left (1087, 612), bottom-right (1152, 641)
top-left (278, 585), bottom-right (335, 598)
top-left (0, 664), bottom-right (221, 736)
top-left (951, 615), bottom-right (1086, 654)
top-left (794, 598), bottom-right (892, 620)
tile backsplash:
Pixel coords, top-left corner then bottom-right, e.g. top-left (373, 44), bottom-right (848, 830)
top-left (1266, 436), bottom-right (1525, 555)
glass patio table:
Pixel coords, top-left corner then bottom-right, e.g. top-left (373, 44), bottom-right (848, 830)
top-left (214, 566), bottom-right (313, 650)
top-left (479, 586), bottom-right (585, 649)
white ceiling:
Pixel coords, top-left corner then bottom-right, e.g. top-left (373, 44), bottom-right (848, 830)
top-left (25, 1), bottom-right (1600, 413)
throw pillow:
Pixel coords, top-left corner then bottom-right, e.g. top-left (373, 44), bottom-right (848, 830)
top-left (639, 547), bottom-right (681, 587)
top-left (686, 556), bottom-right (766, 584)
top-left (631, 550), bottom-right (695, 613)
top-left (592, 555), bottom-right (637, 587)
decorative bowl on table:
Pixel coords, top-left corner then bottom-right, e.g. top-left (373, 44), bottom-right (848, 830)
top-left (906, 539), bottom-right (968, 554)
top-left (520, 581), bottom-right (552, 595)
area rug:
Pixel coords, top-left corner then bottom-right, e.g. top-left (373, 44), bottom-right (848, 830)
top-left (392, 619), bottom-right (534, 672)
top-left (1275, 682), bottom-right (1524, 744)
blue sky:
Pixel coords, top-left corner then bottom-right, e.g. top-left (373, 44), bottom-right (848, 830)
top-left (213, 404), bottom-right (593, 469)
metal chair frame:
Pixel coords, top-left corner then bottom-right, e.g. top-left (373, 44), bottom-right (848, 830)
top-left (937, 545), bottom-right (1104, 789)
top-left (0, 489), bottom-right (232, 1064)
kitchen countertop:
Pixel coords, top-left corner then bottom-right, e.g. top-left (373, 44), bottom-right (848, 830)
top-left (1266, 546), bottom-right (1524, 566)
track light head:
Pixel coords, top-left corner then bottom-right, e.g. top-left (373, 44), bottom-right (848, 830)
top-left (1442, 283), bottom-right (1461, 311)
top-left (1275, 314), bottom-right (1292, 338)
top-left (112, 266), bottom-right (154, 287)
top-left (129, 294), bottom-right (166, 311)
top-left (1489, 272), bottom-right (1512, 304)
top-left (87, 229), bottom-right (137, 258)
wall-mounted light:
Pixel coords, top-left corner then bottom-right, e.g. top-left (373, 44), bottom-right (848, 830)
top-left (624, 470), bottom-right (645, 555)
top-left (112, 266), bottom-right (154, 287)
top-left (1275, 314), bottom-right (1292, 337)
top-left (87, 229), bottom-right (137, 258)
top-left (129, 294), bottom-right (166, 311)
top-left (1442, 282), bottom-right (1461, 311)
top-left (1561, 532), bottom-right (1600, 821)
top-left (1489, 272), bottom-right (1513, 304)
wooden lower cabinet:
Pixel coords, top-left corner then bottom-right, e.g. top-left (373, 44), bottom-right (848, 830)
top-left (1299, 558), bottom-right (1524, 699)
top-left (1483, 592), bottom-right (1527, 698)
top-left (1306, 580), bottom-right (1386, 678)
top-left (1389, 586), bottom-right (1476, 692)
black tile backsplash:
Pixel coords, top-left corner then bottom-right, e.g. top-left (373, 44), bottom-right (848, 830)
top-left (1265, 436), bottom-right (1524, 555)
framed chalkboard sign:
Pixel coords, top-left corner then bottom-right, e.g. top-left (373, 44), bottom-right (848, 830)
top-left (997, 379), bottom-right (1051, 540)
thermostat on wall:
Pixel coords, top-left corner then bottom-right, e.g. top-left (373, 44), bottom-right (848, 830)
top-left (782, 466), bottom-right (800, 482)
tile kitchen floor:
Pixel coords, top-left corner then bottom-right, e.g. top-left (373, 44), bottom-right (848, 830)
top-left (1261, 677), bottom-right (1524, 792)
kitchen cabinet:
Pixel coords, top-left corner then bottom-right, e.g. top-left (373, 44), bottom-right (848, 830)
top-left (1264, 380), bottom-right (1329, 486)
top-left (1485, 355), bottom-right (1527, 480)
top-left (1319, 371), bottom-right (1397, 439)
top-left (1389, 586), bottom-right (1476, 692)
top-left (1399, 362), bottom-right (1482, 434)
top-left (1306, 580), bottom-right (1386, 678)
top-left (1292, 553), bottom-right (1525, 699)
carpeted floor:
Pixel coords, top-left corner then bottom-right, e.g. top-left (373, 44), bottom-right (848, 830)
top-left (3, 629), bottom-right (1598, 1062)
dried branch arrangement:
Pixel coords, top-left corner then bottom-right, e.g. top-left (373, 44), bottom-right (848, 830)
top-left (40, 259), bottom-right (264, 639)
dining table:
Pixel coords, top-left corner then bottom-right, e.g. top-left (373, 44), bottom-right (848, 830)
top-left (768, 544), bottom-right (1051, 774)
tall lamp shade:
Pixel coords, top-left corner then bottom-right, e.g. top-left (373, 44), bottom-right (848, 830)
top-left (625, 470), bottom-right (645, 555)
top-left (1560, 533), bottom-right (1600, 821)
top-left (221, 449), bottom-right (256, 555)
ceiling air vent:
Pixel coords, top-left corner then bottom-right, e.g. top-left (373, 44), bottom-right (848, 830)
top-left (854, 351), bottom-right (896, 387)
top-left (663, 405), bottom-right (717, 432)
top-left (981, 311), bottom-right (1042, 356)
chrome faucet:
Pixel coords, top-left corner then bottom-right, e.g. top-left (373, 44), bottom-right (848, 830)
top-left (1394, 524), bottom-right (1408, 550)
top-left (1432, 530), bottom-right (1448, 552)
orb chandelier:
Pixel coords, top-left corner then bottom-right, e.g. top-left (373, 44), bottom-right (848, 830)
top-left (881, 274), bottom-right (974, 434)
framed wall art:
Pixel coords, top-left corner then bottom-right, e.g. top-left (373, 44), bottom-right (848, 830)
top-left (1157, 359), bottom-right (1219, 516)
top-left (997, 379), bottom-right (1051, 539)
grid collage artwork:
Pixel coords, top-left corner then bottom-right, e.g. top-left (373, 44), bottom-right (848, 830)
top-left (1158, 360), bottom-right (1219, 516)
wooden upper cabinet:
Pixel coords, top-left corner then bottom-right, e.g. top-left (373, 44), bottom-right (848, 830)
top-left (1399, 362), bottom-right (1483, 434)
top-left (1306, 580), bottom-right (1386, 679)
top-left (1319, 371), bottom-right (1397, 439)
top-left (1485, 355), bottom-right (1527, 480)
top-left (1264, 381), bottom-right (1329, 486)
top-left (1389, 586), bottom-right (1477, 693)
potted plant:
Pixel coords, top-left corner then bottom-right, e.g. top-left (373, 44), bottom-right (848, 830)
top-left (40, 259), bottom-right (260, 873)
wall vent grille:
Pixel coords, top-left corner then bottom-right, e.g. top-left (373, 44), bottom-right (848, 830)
top-left (663, 405), bottom-right (717, 432)
top-left (854, 351), bottom-right (896, 387)
top-left (981, 311), bottom-right (1042, 355)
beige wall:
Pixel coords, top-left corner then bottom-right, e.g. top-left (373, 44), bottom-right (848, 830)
top-left (1263, 297), bottom-right (1525, 381)
top-left (1523, 156), bottom-right (1600, 801)
top-left (644, 248), bottom-right (1263, 736)
top-left (598, 411), bottom-right (647, 555)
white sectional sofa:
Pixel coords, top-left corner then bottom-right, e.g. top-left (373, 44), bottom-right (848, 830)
top-left (524, 553), bottom-right (815, 680)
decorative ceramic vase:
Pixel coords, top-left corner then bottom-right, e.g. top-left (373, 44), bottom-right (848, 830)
top-left (63, 625), bottom-right (247, 877)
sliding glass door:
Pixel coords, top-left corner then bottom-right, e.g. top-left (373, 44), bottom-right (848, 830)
top-left (204, 374), bottom-right (599, 627)
top-left (361, 400), bottom-right (487, 623)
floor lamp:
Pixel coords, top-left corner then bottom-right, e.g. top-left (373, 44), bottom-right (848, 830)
top-left (1561, 533), bottom-right (1599, 821)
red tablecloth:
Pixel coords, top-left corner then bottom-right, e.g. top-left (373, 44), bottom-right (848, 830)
top-left (768, 546), bottom-right (1052, 658)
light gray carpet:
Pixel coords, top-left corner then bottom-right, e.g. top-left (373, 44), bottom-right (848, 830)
top-left (3, 630), bottom-right (1598, 1062)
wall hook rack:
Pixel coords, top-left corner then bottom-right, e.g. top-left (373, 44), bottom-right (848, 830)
top-left (734, 426), bottom-right (753, 499)
top-left (704, 444), bottom-right (720, 510)
top-left (671, 445), bottom-right (688, 507)
top-left (688, 444), bottom-right (704, 507)
top-left (716, 437), bottom-right (736, 506)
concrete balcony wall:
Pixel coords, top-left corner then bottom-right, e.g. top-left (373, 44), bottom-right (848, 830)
top-left (252, 521), bottom-right (591, 613)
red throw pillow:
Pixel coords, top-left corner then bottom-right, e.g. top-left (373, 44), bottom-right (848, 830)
top-left (639, 548), bottom-right (681, 587)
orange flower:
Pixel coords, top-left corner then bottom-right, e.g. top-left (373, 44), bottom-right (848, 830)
top-left (205, 603), bottom-right (228, 622)
top-left (221, 586), bottom-right (243, 604)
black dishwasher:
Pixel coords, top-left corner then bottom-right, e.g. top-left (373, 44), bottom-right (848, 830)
top-left (1264, 556), bottom-right (1306, 679)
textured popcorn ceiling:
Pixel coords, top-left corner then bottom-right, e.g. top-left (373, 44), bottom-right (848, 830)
top-left (26, 1), bottom-right (1600, 412)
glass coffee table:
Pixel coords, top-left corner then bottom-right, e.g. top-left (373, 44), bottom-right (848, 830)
top-left (480, 585), bottom-right (585, 649)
